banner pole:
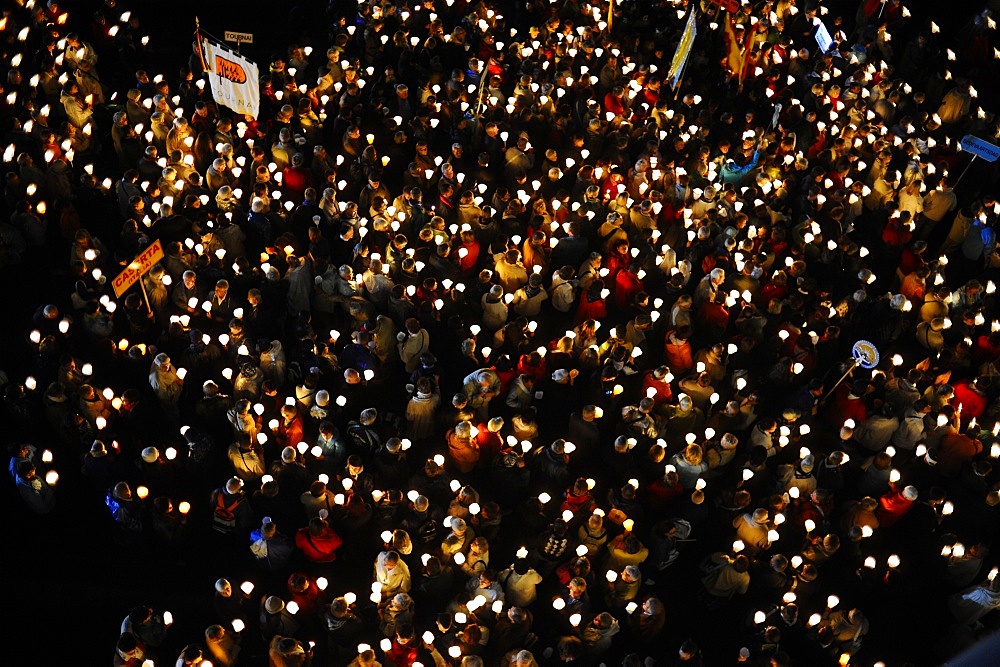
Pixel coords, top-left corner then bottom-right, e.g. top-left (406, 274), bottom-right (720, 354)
top-left (195, 17), bottom-right (208, 74)
top-left (953, 154), bottom-right (977, 187)
top-left (673, 57), bottom-right (689, 100)
top-left (139, 273), bottom-right (153, 317)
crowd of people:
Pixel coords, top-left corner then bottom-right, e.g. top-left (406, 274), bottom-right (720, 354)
top-left (3, 0), bottom-right (1000, 665)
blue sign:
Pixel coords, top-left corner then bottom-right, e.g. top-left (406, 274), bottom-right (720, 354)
top-left (960, 135), bottom-right (1000, 163)
top-left (852, 340), bottom-right (879, 369)
top-left (814, 21), bottom-right (834, 54)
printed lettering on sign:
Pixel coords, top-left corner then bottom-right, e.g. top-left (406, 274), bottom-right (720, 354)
top-left (112, 239), bottom-right (164, 297)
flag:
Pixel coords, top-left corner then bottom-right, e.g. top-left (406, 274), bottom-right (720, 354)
top-left (201, 35), bottom-right (260, 118)
top-left (723, 13), bottom-right (755, 84)
top-left (667, 9), bottom-right (698, 90)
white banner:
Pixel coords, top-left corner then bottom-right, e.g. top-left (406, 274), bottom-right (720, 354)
top-left (202, 37), bottom-right (260, 119)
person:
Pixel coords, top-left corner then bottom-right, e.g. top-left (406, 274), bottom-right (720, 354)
top-left (268, 635), bottom-right (313, 667)
top-left (12, 460), bottom-right (56, 514)
top-left (629, 596), bottom-right (666, 642)
top-left (701, 553), bottom-right (751, 599)
top-left (249, 519), bottom-right (296, 571)
top-left (462, 368), bottom-right (502, 420)
top-left (119, 605), bottom-right (169, 652)
top-left (210, 476), bottom-right (255, 535)
top-left (204, 624), bottom-right (241, 666)
top-left (295, 515), bottom-right (343, 563)
top-left (148, 352), bottom-right (184, 427)
top-left (374, 550), bottom-right (412, 597)
top-left (447, 420), bottom-right (480, 473)
top-left (498, 558), bottom-right (543, 608)
top-left (948, 575), bottom-right (1000, 626)
top-left (818, 608), bottom-right (869, 656)
top-left (113, 632), bottom-right (147, 667)
top-left (259, 595), bottom-right (300, 642)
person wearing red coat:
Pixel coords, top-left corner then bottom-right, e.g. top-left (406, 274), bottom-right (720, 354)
top-left (826, 381), bottom-right (869, 428)
top-left (295, 516), bottom-right (343, 563)
top-left (517, 350), bottom-right (547, 381)
top-left (575, 281), bottom-right (609, 325)
top-left (696, 295), bottom-right (730, 337)
top-left (603, 86), bottom-right (627, 118)
top-left (276, 405), bottom-right (305, 451)
top-left (455, 230), bottom-right (480, 277)
top-left (614, 263), bottom-right (645, 312)
top-left (951, 377), bottom-right (989, 424)
top-left (287, 572), bottom-right (325, 617)
top-left (664, 327), bottom-right (694, 377)
top-left (474, 417), bottom-right (505, 468)
top-left (876, 485), bottom-right (917, 527)
top-left (972, 332), bottom-right (1000, 366)
top-left (641, 366), bottom-right (674, 407)
top-left (281, 153), bottom-right (314, 205)
top-left (561, 477), bottom-right (596, 515)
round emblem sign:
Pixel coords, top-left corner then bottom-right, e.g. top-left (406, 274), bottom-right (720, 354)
top-left (851, 340), bottom-right (880, 369)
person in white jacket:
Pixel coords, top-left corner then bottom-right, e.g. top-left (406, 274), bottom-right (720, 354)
top-left (397, 318), bottom-right (430, 373)
top-left (498, 558), bottom-right (543, 608)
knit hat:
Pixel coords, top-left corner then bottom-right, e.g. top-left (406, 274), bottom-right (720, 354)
top-left (141, 447), bottom-right (159, 463)
top-left (264, 596), bottom-right (285, 614)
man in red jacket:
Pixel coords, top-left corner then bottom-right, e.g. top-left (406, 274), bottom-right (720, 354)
top-left (295, 516), bottom-right (343, 563)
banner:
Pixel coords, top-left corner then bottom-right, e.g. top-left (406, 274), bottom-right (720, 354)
top-left (667, 9), bottom-right (698, 90)
top-left (723, 13), bottom-right (755, 84)
top-left (113, 239), bottom-right (164, 297)
top-left (202, 36), bottom-right (260, 118)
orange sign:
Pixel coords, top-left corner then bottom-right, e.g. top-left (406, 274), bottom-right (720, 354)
top-left (113, 239), bottom-right (164, 297)
top-left (215, 54), bottom-right (247, 84)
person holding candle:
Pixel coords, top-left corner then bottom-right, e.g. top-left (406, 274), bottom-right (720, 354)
top-left (149, 352), bottom-right (184, 428)
top-left (948, 574), bottom-right (1000, 627)
top-left (12, 460), bottom-right (57, 514)
top-left (375, 549), bottom-right (412, 598)
top-left (876, 484), bottom-right (919, 528)
top-left (204, 623), bottom-right (241, 667)
top-left (701, 553), bottom-right (751, 600)
top-left (113, 632), bottom-right (147, 667)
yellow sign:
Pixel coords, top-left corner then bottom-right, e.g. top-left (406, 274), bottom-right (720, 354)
top-left (113, 239), bottom-right (164, 297)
